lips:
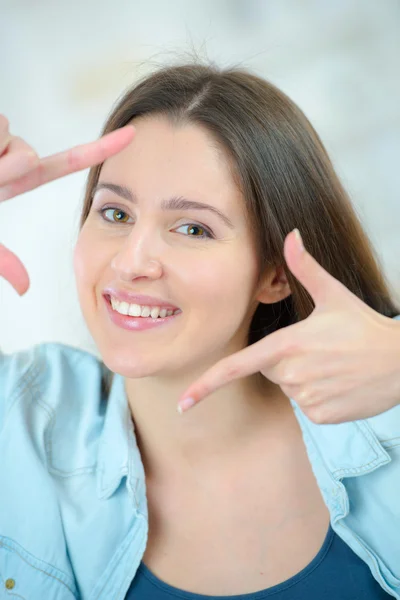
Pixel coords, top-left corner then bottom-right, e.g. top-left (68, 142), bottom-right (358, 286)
top-left (104, 294), bottom-right (181, 331)
top-left (103, 287), bottom-right (180, 310)
top-left (106, 294), bottom-right (181, 316)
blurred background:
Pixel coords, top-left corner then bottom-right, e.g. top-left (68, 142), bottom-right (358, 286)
top-left (0, 0), bottom-right (399, 356)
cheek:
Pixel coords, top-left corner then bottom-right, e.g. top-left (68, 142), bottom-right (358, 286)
top-left (73, 233), bottom-right (99, 299)
top-left (73, 243), bottom-right (82, 279)
top-left (73, 239), bottom-right (88, 290)
top-left (183, 253), bottom-right (255, 315)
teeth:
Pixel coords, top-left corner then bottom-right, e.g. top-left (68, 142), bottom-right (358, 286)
top-left (114, 301), bottom-right (129, 315)
top-left (110, 297), bottom-right (180, 319)
top-left (128, 304), bottom-right (141, 317)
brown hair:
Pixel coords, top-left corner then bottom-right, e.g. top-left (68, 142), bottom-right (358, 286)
top-left (79, 62), bottom-right (399, 390)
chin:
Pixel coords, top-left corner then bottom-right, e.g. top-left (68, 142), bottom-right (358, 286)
top-left (98, 349), bottom-right (159, 379)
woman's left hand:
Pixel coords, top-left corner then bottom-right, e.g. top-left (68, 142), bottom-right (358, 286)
top-left (178, 229), bottom-right (400, 423)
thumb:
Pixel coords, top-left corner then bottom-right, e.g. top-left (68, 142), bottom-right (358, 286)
top-left (284, 229), bottom-right (349, 308)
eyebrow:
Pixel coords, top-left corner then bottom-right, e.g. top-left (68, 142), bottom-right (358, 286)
top-left (93, 182), bottom-right (235, 229)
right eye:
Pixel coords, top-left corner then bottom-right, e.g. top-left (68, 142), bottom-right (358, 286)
top-left (97, 206), bottom-right (132, 224)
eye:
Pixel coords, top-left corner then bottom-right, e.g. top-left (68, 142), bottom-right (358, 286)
top-left (96, 206), bottom-right (214, 239)
top-left (97, 207), bottom-right (132, 224)
top-left (175, 224), bottom-right (214, 239)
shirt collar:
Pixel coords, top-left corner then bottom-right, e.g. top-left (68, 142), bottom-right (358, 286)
top-left (290, 398), bottom-right (391, 479)
top-left (96, 372), bottom-right (146, 506)
top-left (95, 372), bottom-right (393, 502)
top-left (290, 313), bottom-right (400, 479)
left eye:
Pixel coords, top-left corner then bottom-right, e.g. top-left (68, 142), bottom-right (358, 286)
top-left (98, 207), bottom-right (214, 239)
top-left (175, 224), bottom-right (213, 239)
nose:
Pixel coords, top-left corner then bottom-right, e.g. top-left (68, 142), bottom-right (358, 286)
top-left (110, 224), bottom-right (163, 281)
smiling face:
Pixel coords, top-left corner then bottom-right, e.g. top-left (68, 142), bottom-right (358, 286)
top-left (73, 115), bottom-right (269, 378)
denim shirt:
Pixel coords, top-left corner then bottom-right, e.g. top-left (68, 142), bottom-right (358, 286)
top-left (1, 319), bottom-right (400, 599)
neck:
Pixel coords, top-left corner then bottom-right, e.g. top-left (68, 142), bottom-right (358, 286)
top-left (125, 369), bottom-right (291, 484)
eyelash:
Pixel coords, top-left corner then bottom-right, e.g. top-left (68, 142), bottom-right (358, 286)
top-left (96, 206), bottom-right (215, 240)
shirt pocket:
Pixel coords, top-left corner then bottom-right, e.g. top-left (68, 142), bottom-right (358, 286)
top-left (0, 537), bottom-right (78, 600)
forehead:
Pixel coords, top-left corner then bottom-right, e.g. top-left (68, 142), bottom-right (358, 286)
top-left (99, 115), bottom-right (240, 203)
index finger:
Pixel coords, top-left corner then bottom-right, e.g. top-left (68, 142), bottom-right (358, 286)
top-left (177, 328), bottom-right (288, 412)
top-left (1, 125), bottom-right (135, 200)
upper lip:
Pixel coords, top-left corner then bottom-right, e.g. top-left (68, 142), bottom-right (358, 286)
top-left (103, 287), bottom-right (180, 310)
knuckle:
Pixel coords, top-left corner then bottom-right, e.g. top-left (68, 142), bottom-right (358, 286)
top-left (24, 149), bottom-right (39, 165)
top-left (280, 362), bottom-right (303, 385)
top-left (224, 362), bottom-right (242, 381)
top-left (13, 137), bottom-right (38, 159)
top-left (282, 336), bottom-right (302, 356)
top-left (297, 388), bottom-right (315, 405)
top-left (304, 405), bottom-right (326, 424)
top-left (11, 136), bottom-right (28, 149)
top-left (281, 368), bottom-right (297, 385)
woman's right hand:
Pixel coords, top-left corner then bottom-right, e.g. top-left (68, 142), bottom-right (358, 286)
top-left (0, 115), bottom-right (135, 296)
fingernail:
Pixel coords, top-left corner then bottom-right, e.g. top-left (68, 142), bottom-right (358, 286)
top-left (293, 228), bottom-right (304, 252)
top-left (177, 397), bottom-right (196, 414)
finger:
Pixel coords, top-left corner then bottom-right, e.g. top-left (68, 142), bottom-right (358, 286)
top-left (0, 244), bottom-right (30, 296)
top-left (0, 136), bottom-right (39, 186)
top-left (284, 229), bottom-right (352, 308)
top-left (0, 115), bottom-right (11, 155)
top-left (0, 125), bottom-right (135, 201)
top-left (177, 327), bottom-right (292, 412)
top-left (39, 125), bottom-right (136, 181)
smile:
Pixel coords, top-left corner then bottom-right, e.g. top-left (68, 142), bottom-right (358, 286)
top-left (110, 295), bottom-right (181, 319)
top-left (104, 295), bottom-right (182, 332)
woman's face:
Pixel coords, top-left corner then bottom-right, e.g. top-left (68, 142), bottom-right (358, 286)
top-left (73, 115), bottom-right (266, 378)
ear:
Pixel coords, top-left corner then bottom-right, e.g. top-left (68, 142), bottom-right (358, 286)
top-left (255, 265), bottom-right (292, 304)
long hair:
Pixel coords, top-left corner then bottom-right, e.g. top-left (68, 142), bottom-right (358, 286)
top-left (78, 62), bottom-right (400, 393)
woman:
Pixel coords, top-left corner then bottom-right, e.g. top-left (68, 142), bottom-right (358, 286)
top-left (1, 63), bottom-right (400, 600)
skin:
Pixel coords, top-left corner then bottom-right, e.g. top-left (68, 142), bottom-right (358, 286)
top-left (0, 113), bottom-right (135, 295)
top-left (73, 115), bottom-right (293, 482)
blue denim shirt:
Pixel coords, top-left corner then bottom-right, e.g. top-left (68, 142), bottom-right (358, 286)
top-left (1, 318), bottom-right (400, 599)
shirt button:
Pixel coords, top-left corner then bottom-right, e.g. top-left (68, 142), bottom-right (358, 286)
top-left (5, 578), bottom-right (16, 590)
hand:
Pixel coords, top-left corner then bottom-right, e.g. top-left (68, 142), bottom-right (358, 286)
top-left (0, 114), bottom-right (135, 296)
top-left (177, 229), bottom-right (400, 424)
